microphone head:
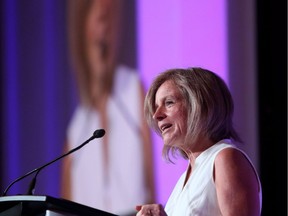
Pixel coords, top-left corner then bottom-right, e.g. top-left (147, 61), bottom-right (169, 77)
top-left (93, 129), bottom-right (105, 138)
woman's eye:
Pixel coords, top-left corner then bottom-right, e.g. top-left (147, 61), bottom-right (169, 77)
top-left (165, 100), bottom-right (174, 106)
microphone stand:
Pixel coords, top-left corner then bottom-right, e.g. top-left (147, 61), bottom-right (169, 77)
top-left (2, 129), bottom-right (105, 196)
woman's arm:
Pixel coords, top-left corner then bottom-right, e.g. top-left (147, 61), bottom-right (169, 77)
top-left (214, 147), bottom-right (261, 216)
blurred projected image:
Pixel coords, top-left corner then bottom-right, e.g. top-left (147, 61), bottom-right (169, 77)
top-left (61, 0), bottom-right (155, 215)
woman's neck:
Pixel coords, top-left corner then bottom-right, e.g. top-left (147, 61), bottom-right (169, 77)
top-left (187, 136), bottom-right (214, 165)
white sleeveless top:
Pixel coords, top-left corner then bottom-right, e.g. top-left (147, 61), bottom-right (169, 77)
top-left (67, 65), bottom-right (147, 215)
top-left (164, 140), bottom-right (262, 216)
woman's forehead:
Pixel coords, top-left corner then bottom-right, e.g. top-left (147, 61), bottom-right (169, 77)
top-left (155, 80), bottom-right (183, 102)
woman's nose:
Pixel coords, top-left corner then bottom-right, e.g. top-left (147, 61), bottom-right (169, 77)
top-left (153, 106), bottom-right (166, 121)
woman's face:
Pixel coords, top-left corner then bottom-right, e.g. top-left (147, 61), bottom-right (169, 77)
top-left (153, 80), bottom-right (188, 147)
top-left (85, 0), bottom-right (119, 75)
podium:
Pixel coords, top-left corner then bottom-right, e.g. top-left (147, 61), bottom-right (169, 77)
top-left (0, 195), bottom-right (118, 216)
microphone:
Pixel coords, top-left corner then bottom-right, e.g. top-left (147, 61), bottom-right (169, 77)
top-left (2, 129), bottom-right (105, 196)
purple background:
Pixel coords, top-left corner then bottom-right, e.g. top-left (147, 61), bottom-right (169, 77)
top-left (0, 0), bottom-right (286, 215)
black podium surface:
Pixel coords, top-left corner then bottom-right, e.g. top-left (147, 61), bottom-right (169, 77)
top-left (0, 195), bottom-right (118, 216)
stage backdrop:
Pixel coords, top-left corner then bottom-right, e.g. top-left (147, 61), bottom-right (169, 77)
top-left (0, 0), bottom-right (258, 209)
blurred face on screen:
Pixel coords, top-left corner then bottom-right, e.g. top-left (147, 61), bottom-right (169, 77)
top-left (85, 0), bottom-right (120, 81)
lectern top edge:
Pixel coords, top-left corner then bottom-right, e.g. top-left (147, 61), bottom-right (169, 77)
top-left (0, 195), bottom-right (118, 216)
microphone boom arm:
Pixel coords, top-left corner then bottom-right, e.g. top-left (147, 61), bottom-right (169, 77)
top-left (2, 129), bottom-right (105, 196)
